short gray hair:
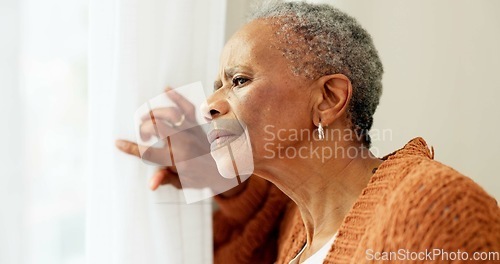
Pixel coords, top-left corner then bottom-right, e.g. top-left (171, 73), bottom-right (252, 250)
top-left (249, 1), bottom-right (383, 147)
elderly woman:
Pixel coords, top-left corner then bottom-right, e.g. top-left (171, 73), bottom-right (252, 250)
top-left (117, 2), bottom-right (500, 263)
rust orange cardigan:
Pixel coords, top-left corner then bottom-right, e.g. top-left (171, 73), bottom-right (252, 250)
top-left (212, 138), bottom-right (500, 263)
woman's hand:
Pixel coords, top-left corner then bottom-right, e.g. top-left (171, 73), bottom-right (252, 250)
top-left (115, 87), bottom-right (248, 196)
top-left (115, 139), bottom-right (183, 190)
top-left (116, 87), bottom-right (209, 190)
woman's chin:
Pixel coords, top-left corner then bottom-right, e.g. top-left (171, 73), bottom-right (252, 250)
top-left (210, 147), bottom-right (236, 179)
top-left (210, 132), bottom-right (255, 179)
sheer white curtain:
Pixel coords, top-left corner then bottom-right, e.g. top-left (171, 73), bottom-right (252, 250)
top-left (1, 0), bottom-right (88, 263)
top-left (0, 1), bottom-right (23, 263)
top-left (87, 0), bottom-right (226, 263)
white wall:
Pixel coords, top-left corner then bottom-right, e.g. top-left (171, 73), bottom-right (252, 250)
top-left (226, 0), bottom-right (500, 200)
top-left (331, 0), bottom-right (500, 200)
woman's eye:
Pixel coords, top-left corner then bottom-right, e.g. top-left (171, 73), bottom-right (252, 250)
top-left (232, 76), bottom-right (249, 87)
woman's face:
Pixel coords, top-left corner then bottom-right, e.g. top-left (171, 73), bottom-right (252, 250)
top-left (206, 19), bottom-right (317, 173)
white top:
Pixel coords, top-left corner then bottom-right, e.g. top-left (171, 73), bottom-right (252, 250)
top-left (288, 232), bottom-right (338, 264)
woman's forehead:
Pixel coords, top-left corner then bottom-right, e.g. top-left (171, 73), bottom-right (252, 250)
top-left (219, 20), bottom-right (284, 70)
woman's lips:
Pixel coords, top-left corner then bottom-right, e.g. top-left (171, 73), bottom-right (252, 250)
top-left (207, 129), bottom-right (237, 150)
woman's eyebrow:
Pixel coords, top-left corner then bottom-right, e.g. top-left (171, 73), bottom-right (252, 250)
top-left (213, 65), bottom-right (252, 92)
top-left (213, 79), bottom-right (223, 91)
top-left (224, 65), bottom-right (251, 79)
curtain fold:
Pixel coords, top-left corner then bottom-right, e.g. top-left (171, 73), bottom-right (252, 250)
top-left (0, 1), bottom-right (23, 263)
top-left (87, 1), bottom-right (226, 263)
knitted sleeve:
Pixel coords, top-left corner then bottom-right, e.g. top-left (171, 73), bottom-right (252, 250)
top-left (364, 159), bottom-right (500, 263)
top-left (212, 176), bottom-right (290, 264)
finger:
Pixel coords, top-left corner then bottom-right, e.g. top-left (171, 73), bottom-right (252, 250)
top-left (141, 107), bottom-right (189, 130)
top-left (150, 169), bottom-right (166, 190)
top-left (140, 107), bottom-right (182, 122)
top-left (139, 120), bottom-right (155, 141)
top-left (166, 177), bottom-right (182, 189)
top-left (165, 87), bottom-right (196, 122)
top-left (115, 140), bottom-right (140, 157)
top-left (163, 173), bottom-right (182, 189)
top-left (140, 118), bottom-right (180, 141)
top-left (140, 144), bottom-right (172, 166)
top-left (139, 118), bottom-right (160, 141)
top-left (150, 169), bottom-right (182, 190)
top-left (116, 139), bottom-right (170, 165)
top-left (167, 165), bottom-right (177, 174)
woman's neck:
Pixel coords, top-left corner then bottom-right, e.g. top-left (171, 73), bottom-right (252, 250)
top-left (255, 140), bottom-right (383, 254)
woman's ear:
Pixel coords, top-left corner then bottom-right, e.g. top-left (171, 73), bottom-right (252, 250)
top-left (315, 74), bottom-right (352, 126)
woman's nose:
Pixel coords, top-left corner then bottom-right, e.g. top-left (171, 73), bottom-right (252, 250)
top-left (200, 92), bottom-right (229, 122)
